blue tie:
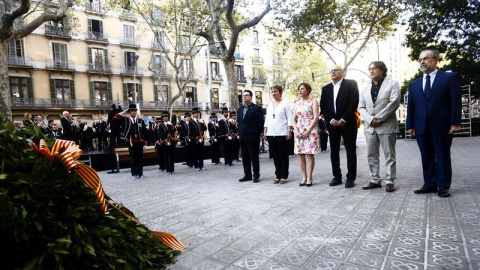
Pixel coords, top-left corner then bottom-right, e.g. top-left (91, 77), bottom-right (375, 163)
top-left (424, 74), bottom-right (431, 96)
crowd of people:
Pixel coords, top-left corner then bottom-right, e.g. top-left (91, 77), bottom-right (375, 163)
top-left (17, 49), bottom-right (462, 198)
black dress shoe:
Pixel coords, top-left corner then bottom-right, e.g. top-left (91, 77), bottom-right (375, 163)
top-left (438, 189), bottom-right (451, 198)
top-left (363, 182), bottom-right (382, 190)
top-left (253, 176), bottom-right (260, 183)
top-left (413, 187), bottom-right (438, 194)
top-left (329, 178), bottom-right (342, 186)
top-left (386, 183), bottom-right (396, 192)
top-left (345, 180), bottom-right (355, 188)
top-left (239, 176), bottom-right (253, 182)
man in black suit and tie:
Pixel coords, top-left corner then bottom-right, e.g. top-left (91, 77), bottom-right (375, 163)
top-left (406, 49), bottom-right (462, 198)
top-left (320, 65), bottom-right (360, 188)
top-left (237, 90), bottom-right (265, 183)
top-left (60, 111), bottom-right (74, 141)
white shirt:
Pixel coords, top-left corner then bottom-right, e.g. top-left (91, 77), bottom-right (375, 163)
top-left (422, 69), bottom-right (438, 90)
top-left (264, 100), bottom-right (293, 136)
top-left (333, 79), bottom-right (343, 113)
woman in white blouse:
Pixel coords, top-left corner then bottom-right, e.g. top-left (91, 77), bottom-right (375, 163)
top-left (263, 85), bottom-right (293, 184)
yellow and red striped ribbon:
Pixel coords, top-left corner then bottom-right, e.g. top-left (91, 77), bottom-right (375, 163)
top-left (32, 139), bottom-right (109, 214)
top-left (31, 139), bottom-right (187, 251)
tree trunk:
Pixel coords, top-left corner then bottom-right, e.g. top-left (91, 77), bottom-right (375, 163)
top-left (222, 58), bottom-right (239, 111)
top-left (0, 40), bottom-right (12, 119)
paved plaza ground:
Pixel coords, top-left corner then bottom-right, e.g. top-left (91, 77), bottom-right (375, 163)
top-left (99, 135), bottom-right (480, 270)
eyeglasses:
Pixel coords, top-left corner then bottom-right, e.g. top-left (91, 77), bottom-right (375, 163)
top-left (417, 56), bottom-right (433, 63)
top-left (368, 67), bottom-right (378, 71)
top-left (242, 94), bottom-right (251, 97)
top-left (330, 69), bottom-right (341, 73)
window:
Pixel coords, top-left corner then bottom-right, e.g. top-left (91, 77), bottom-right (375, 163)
top-left (86, 0), bottom-right (101, 12)
top-left (93, 81), bottom-right (108, 102)
top-left (181, 59), bottom-right (192, 77)
top-left (123, 83), bottom-right (141, 102)
top-left (212, 88), bottom-right (219, 109)
top-left (210, 62), bottom-right (220, 75)
top-left (253, 48), bottom-right (260, 58)
top-left (154, 55), bottom-right (166, 71)
top-left (88, 47), bottom-right (108, 69)
top-left (55, 79), bottom-right (71, 102)
top-left (152, 7), bottom-right (162, 21)
top-left (10, 77), bottom-right (32, 101)
top-left (123, 25), bottom-right (135, 43)
top-left (238, 90), bottom-right (243, 105)
top-left (8, 40), bottom-right (24, 62)
top-left (185, 86), bottom-right (196, 103)
top-left (253, 67), bottom-right (259, 79)
top-left (253, 30), bottom-right (259, 44)
top-left (88, 19), bottom-right (104, 39)
top-left (124, 51), bottom-right (137, 71)
top-left (154, 30), bottom-right (165, 46)
top-left (235, 65), bottom-right (245, 82)
top-left (181, 35), bottom-right (190, 51)
top-left (255, 91), bottom-right (262, 105)
top-left (52, 43), bottom-right (68, 68)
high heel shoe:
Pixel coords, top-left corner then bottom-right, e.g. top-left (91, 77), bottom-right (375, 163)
top-left (299, 179), bottom-right (307, 186)
top-left (306, 179), bottom-right (313, 187)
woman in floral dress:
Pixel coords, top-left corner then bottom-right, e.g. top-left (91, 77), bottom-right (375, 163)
top-left (293, 83), bottom-right (319, 186)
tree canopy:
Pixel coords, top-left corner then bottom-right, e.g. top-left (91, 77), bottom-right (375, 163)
top-left (404, 0), bottom-right (480, 97)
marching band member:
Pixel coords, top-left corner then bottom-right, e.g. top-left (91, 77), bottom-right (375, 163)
top-left (153, 116), bottom-right (166, 171)
top-left (180, 112), bottom-right (194, 168)
top-left (162, 111), bottom-right (177, 174)
top-left (229, 111), bottom-right (241, 162)
top-left (218, 107), bottom-right (233, 166)
top-left (119, 104), bottom-right (146, 180)
top-left (208, 113), bottom-right (221, 164)
top-left (191, 107), bottom-right (207, 171)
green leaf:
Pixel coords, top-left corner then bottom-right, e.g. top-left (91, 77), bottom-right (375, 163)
top-left (0, 174), bottom-right (7, 180)
top-left (136, 227), bottom-right (147, 233)
top-left (22, 206), bottom-right (27, 218)
top-left (53, 250), bottom-right (69, 254)
top-left (56, 238), bottom-right (73, 244)
top-left (35, 221), bottom-right (43, 231)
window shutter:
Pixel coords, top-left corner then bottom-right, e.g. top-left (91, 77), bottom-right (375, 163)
top-left (69, 80), bottom-right (76, 100)
top-left (154, 85), bottom-right (158, 101)
top-left (88, 47), bottom-right (92, 65)
top-left (138, 84), bottom-right (143, 102)
top-left (89, 81), bottom-right (94, 101)
top-left (104, 49), bottom-right (109, 65)
top-left (123, 83), bottom-right (127, 101)
top-left (107, 82), bottom-right (112, 101)
top-left (167, 85), bottom-right (172, 100)
top-left (193, 87), bottom-right (197, 103)
top-left (88, 19), bottom-right (92, 33)
top-left (99, 20), bottom-right (103, 35)
top-left (50, 79), bottom-right (56, 100)
top-left (27, 77), bottom-right (34, 99)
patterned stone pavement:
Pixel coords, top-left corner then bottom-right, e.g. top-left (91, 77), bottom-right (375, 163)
top-left (99, 135), bottom-right (480, 270)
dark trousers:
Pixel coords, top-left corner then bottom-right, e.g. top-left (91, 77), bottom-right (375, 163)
top-left (241, 141), bottom-right (260, 178)
top-left (184, 141), bottom-right (194, 167)
top-left (267, 136), bottom-right (289, 179)
top-left (156, 144), bottom-right (166, 170)
top-left (416, 128), bottom-right (452, 190)
top-left (329, 125), bottom-right (357, 181)
top-left (221, 138), bottom-right (233, 165)
top-left (165, 144), bottom-right (175, 173)
top-left (319, 130), bottom-right (329, 151)
top-left (97, 133), bottom-right (107, 151)
top-left (232, 138), bottom-right (240, 161)
top-left (194, 141), bottom-right (204, 169)
top-left (110, 128), bottom-right (120, 151)
top-left (128, 142), bottom-right (144, 176)
top-left (210, 140), bottom-right (220, 163)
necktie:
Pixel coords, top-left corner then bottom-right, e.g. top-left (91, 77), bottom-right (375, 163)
top-left (243, 106), bottom-right (248, 118)
top-left (424, 74), bottom-right (431, 96)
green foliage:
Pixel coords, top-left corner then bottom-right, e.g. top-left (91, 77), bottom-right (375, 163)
top-left (0, 118), bottom-right (179, 270)
top-left (404, 0), bottom-right (480, 97)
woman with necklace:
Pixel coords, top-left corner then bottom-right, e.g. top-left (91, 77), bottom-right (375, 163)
top-left (293, 82), bottom-right (319, 186)
top-left (263, 85), bottom-right (293, 184)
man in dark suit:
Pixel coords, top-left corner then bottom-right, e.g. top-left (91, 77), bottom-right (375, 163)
top-left (406, 49), bottom-right (462, 198)
top-left (60, 111), bottom-right (74, 141)
top-left (120, 104), bottom-right (147, 180)
top-left (237, 90), bottom-right (265, 182)
top-left (320, 65), bottom-right (360, 188)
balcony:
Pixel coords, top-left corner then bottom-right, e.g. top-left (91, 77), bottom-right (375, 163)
top-left (151, 67), bottom-right (171, 78)
top-left (85, 31), bottom-right (108, 44)
top-left (44, 25), bottom-right (72, 40)
top-left (43, 0), bottom-right (60, 7)
top-left (252, 78), bottom-right (267, 85)
top-left (234, 53), bottom-right (244, 61)
top-left (86, 63), bottom-right (112, 74)
top-left (152, 42), bottom-right (169, 52)
top-left (45, 59), bottom-right (75, 72)
top-left (120, 36), bottom-right (140, 48)
top-left (84, 1), bottom-right (104, 14)
top-left (237, 76), bottom-right (247, 84)
top-left (119, 9), bottom-right (137, 21)
top-left (252, 56), bottom-right (264, 64)
top-left (120, 66), bottom-right (143, 77)
top-left (205, 74), bottom-right (223, 82)
top-left (11, 98), bottom-right (114, 109)
top-left (8, 56), bottom-right (33, 69)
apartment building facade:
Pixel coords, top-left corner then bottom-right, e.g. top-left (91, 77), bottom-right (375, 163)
top-left (8, 0), bottom-right (275, 124)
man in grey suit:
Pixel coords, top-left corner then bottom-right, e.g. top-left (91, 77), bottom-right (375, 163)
top-left (359, 61), bottom-right (400, 192)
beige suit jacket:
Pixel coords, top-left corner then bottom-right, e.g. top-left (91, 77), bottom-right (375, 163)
top-left (358, 76), bottom-right (400, 135)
